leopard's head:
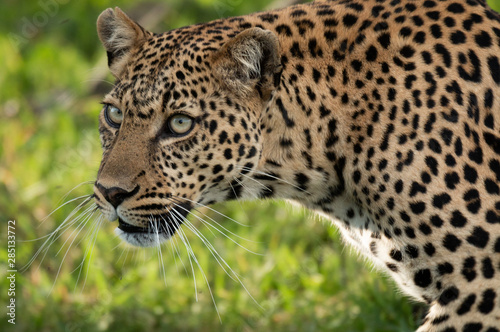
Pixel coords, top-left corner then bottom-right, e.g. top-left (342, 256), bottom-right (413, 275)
top-left (93, 8), bottom-right (282, 246)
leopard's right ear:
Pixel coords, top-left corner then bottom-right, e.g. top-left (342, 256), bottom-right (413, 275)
top-left (97, 7), bottom-right (151, 78)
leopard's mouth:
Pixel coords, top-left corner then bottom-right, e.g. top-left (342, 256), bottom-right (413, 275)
top-left (117, 216), bottom-right (182, 235)
top-left (118, 218), bottom-right (150, 233)
top-left (115, 203), bottom-right (192, 247)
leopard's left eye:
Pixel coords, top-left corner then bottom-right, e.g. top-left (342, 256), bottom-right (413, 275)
top-left (104, 104), bottom-right (123, 128)
top-left (168, 114), bottom-right (193, 135)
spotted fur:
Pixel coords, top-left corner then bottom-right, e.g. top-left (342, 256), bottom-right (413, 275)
top-left (94, 1), bottom-right (500, 331)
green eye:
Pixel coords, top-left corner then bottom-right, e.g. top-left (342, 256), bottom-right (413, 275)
top-left (104, 105), bottom-right (123, 128)
top-left (168, 114), bottom-right (193, 135)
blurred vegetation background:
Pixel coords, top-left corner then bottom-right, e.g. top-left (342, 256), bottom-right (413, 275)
top-left (1, 0), bottom-right (500, 331)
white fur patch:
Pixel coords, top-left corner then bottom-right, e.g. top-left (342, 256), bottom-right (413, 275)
top-left (232, 38), bottom-right (263, 81)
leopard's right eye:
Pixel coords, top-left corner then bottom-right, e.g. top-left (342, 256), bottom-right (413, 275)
top-left (104, 104), bottom-right (123, 128)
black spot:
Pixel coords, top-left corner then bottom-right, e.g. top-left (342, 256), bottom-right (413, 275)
top-left (425, 156), bottom-right (438, 175)
top-left (374, 22), bottom-right (389, 32)
top-left (431, 215), bottom-right (444, 227)
top-left (212, 164), bottom-right (223, 175)
top-left (484, 132), bottom-right (500, 155)
top-left (424, 113), bottom-right (436, 132)
top-left (405, 227), bottom-right (416, 238)
top-left (466, 226), bottom-right (489, 248)
top-left (323, 18), bottom-right (338, 27)
top-left (380, 123), bottom-right (395, 151)
top-left (324, 31), bottom-right (337, 42)
top-left (444, 17), bottom-right (455, 27)
top-left (365, 45), bottom-right (378, 61)
top-left (395, 179), bottom-right (403, 193)
top-left (279, 138), bottom-right (293, 147)
top-left (405, 245), bottom-right (419, 258)
top-left (488, 56), bottom-right (500, 84)
top-left (175, 71), bottom-right (185, 80)
top-left (353, 170), bottom-right (361, 184)
top-left (462, 257), bottom-right (477, 281)
top-left (463, 189), bottom-right (481, 214)
top-left (455, 138), bottom-right (463, 156)
top-left (247, 146), bottom-right (257, 158)
top-left (456, 294), bottom-right (476, 315)
top-left (445, 155), bottom-right (456, 167)
top-left (431, 314), bottom-right (449, 325)
top-left (377, 33), bottom-right (391, 49)
top-left (295, 173), bottom-right (310, 191)
top-left (390, 249), bottom-right (403, 261)
top-left (294, 19), bottom-right (315, 35)
top-left (223, 148), bottom-right (232, 160)
top-left (400, 46), bottom-right (415, 58)
top-left (458, 50), bottom-right (482, 83)
top-left (495, 237), bottom-right (500, 252)
top-left (410, 182), bottom-right (426, 197)
top-left (351, 60), bottom-right (362, 72)
top-left (430, 24), bottom-right (442, 39)
top-left (386, 263), bottom-right (398, 272)
top-left (400, 211), bottom-right (411, 223)
top-left (447, 3), bottom-right (465, 14)
top-left (444, 172), bottom-right (460, 189)
top-left (443, 233), bottom-right (462, 252)
top-left (463, 323), bottom-right (483, 332)
top-left (309, 39), bottom-right (323, 59)
top-left (468, 147), bottom-right (483, 164)
top-left (450, 30), bottom-right (466, 44)
top-left (450, 210), bottom-right (467, 228)
top-left (464, 164), bottom-right (478, 183)
top-left (490, 159), bottom-right (500, 181)
top-left (291, 9), bottom-right (307, 17)
top-left (411, 14), bottom-right (423, 26)
top-left (486, 209), bottom-right (500, 224)
top-left (343, 14), bottom-right (358, 27)
top-left (423, 243), bottom-right (436, 256)
top-left (438, 286), bottom-right (459, 306)
top-left (475, 30), bottom-right (492, 48)
top-left (290, 42), bottom-right (304, 59)
top-left (478, 289), bottom-right (496, 314)
top-left (275, 24), bottom-right (293, 36)
top-left (438, 262), bottom-right (454, 275)
top-left (419, 223), bottom-right (432, 235)
top-left (209, 120), bottom-right (218, 134)
top-left (481, 257), bottom-right (494, 279)
top-left (275, 98), bottom-right (295, 128)
top-left (410, 202), bottom-right (426, 214)
top-left (218, 131), bottom-right (228, 144)
top-left (414, 269), bottom-right (432, 288)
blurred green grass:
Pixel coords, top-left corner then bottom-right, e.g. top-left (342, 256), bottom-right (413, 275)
top-left (2, 0), bottom-right (500, 331)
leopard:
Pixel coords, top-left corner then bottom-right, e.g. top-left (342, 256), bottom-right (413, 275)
top-left (93, 0), bottom-right (500, 331)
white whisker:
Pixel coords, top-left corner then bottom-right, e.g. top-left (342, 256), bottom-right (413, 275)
top-left (166, 215), bottom-right (200, 302)
top-left (168, 210), bottom-right (222, 322)
top-left (171, 195), bottom-right (249, 227)
top-left (168, 200), bottom-right (261, 255)
top-left (238, 172), bottom-right (272, 193)
top-left (49, 208), bottom-right (98, 294)
top-left (23, 199), bottom-right (95, 273)
top-left (79, 216), bottom-right (104, 293)
top-left (235, 165), bottom-right (311, 194)
top-left (152, 217), bottom-right (168, 287)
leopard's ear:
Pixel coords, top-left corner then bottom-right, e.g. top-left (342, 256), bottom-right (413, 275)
top-left (213, 27), bottom-right (282, 100)
top-left (97, 7), bottom-right (151, 78)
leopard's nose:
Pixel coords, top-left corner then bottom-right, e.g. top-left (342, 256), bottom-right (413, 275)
top-left (95, 183), bottom-right (139, 208)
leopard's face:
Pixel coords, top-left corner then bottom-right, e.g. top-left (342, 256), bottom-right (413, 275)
top-left (93, 9), bottom-right (280, 246)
